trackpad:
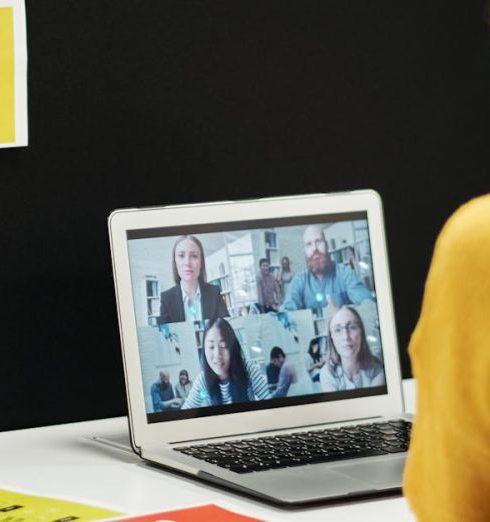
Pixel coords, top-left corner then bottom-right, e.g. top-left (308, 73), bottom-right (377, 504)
top-left (332, 456), bottom-right (406, 488)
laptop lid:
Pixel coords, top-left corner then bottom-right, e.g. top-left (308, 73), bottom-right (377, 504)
top-left (109, 191), bottom-right (404, 449)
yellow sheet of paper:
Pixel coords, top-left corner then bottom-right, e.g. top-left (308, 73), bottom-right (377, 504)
top-left (0, 489), bottom-right (123, 522)
top-left (0, 6), bottom-right (15, 143)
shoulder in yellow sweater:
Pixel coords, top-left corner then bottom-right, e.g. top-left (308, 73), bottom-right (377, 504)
top-left (404, 194), bottom-right (490, 522)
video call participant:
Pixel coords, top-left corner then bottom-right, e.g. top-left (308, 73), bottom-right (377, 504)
top-left (151, 370), bottom-right (182, 412)
top-left (158, 235), bottom-right (229, 325)
top-left (182, 318), bottom-right (270, 408)
top-left (306, 336), bottom-right (326, 382)
top-left (278, 256), bottom-right (294, 301)
top-left (256, 258), bottom-right (281, 312)
top-left (265, 360), bottom-right (280, 392)
top-left (320, 306), bottom-right (385, 392)
top-left (270, 346), bottom-right (298, 398)
top-left (174, 369), bottom-right (192, 401)
top-left (282, 225), bottom-right (373, 312)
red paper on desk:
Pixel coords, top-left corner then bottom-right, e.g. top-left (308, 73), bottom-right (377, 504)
top-left (117, 504), bottom-right (263, 522)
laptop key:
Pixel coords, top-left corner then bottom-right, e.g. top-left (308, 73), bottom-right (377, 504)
top-left (381, 444), bottom-right (407, 453)
top-left (286, 457), bottom-right (307, 467)
top-left (229, 464), bottom-right (255, 473)
top-left (388, 420), bottom-right (411, 429)
top-left (383, 435), bottom-right (400, 444)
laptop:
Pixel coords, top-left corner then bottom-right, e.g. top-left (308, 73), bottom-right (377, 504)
top-left (108, 190), bottom-right (411, 505)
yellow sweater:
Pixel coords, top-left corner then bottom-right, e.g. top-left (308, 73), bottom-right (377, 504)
top-left (403, 194), bottom-right (490, 521)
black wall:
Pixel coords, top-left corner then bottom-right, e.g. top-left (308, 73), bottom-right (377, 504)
top-left (1, 1), bottom-right (489, 431)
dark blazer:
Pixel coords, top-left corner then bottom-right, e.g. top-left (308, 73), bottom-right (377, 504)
top-left (158, 282), bottom-right (230, 325)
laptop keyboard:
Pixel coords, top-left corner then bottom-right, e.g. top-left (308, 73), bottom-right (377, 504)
top-left (174, 419), bottom-right (412, 474)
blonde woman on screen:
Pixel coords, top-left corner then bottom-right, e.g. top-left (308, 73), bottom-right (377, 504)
top-left (158, 235), bottom-right (229, 324)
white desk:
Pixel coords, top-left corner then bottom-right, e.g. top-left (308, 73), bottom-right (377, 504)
top-left (0, 380), bottom-right (416, 521)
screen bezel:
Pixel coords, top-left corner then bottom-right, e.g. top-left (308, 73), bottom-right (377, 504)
top-left (109, 191), bottom-right (404, 447)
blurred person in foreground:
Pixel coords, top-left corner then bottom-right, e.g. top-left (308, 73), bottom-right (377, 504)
top-left (403, 195), bottom-right (490, 521)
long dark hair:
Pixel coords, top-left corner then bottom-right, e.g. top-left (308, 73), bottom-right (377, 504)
top-left (308, 337), bottom-right (322, 363)
top-left (327, 306), bottom-right (381, 370)
top-left (172, 235), bottom-right (207, 284)
top-left (202, 318), bottom-right (249, 405)
top-left (281, 256), bottom-right (291, 272)
top-left (179, 369), bottom-right (189, 385)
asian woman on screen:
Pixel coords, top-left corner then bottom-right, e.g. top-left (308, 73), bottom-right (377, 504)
top-left (182, 318), bottom-right (270, 408)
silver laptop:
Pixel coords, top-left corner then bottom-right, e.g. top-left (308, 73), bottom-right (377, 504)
top-left (108, 191), bottom-right (411, 505)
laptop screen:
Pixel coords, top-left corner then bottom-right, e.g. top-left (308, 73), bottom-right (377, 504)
top-left (126, 211), bottom-right (388, 423)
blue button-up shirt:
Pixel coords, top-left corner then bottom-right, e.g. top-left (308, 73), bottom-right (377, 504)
top-left (281, 263), bottom-right (373, 311)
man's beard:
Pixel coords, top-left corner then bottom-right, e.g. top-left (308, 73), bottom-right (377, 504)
top-left (307, 251), bottom-right (329, 275)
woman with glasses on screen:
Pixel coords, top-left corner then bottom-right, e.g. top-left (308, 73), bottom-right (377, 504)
top-left (319, 306), bottom-right (385, 392)
top-left (158, 235), bottom-right (229, 325)
top-left (182, 318), bottom-right (270, 408)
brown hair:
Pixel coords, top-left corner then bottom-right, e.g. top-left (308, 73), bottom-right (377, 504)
top-left (172, 235), bottom-right (207, 284)
top-left (327, 306), bottom-right (380, 369)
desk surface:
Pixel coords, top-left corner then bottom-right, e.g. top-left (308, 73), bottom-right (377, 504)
top-left (0, 379), bottom-right (416, 521)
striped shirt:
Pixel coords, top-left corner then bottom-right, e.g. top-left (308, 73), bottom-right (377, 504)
top-left (218, 381), bottom-right (233, 405)
top-left (182, 360), bottom-right (270, 409)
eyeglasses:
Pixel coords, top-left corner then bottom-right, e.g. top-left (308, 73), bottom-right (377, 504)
top-left (330, 322), bottom-right (360, 336)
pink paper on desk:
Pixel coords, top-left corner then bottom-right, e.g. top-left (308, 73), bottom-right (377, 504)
top-left (116, 504), bottom-right (263, 522)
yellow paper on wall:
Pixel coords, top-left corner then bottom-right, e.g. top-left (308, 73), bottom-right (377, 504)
top-left (0, 7), bottom-right (15, 142)
top-left (0, 489), bottom-right (123, 522)
top-left (0, 0), bottom-right (27, 148)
